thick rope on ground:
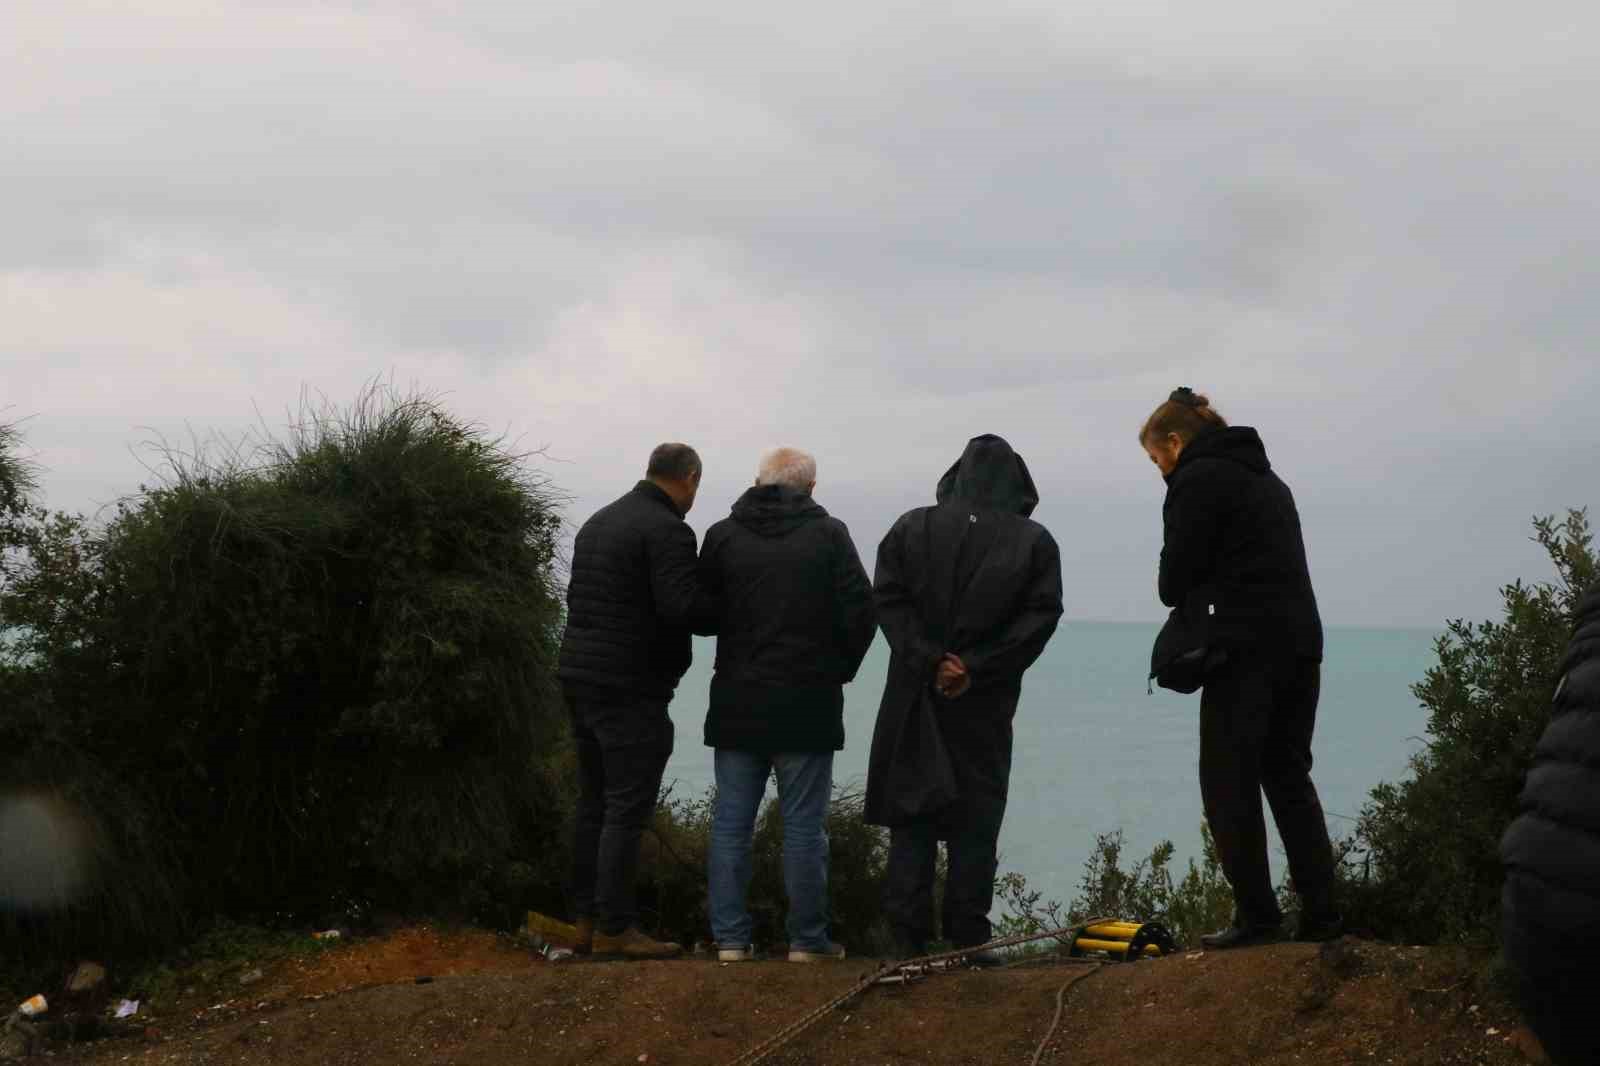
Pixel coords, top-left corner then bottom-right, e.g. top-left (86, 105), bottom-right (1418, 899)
top-left (1029, 962), bottom-right (1103, 1066)
top-left (722, 918), bottom-right (1117, 1066)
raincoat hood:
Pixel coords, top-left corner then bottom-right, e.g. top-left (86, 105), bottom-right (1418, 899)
top-left (730, 483), bottom-right (828, 537)
top-left (935, 434), bottom-right (1039, 517)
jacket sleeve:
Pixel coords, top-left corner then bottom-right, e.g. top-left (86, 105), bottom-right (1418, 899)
top-left (649, 519), bottom-right (719, 636)
top-left (694, 524), bottom-right (725, 637)
top-left (832, 522), bottom-right (877, 681)
top-left (1158, 464), bottom-right (1226, 608)
top-left (958, 529), bottom-right (1063, 684)
top-left (874, 515), bottom-right (942, 685)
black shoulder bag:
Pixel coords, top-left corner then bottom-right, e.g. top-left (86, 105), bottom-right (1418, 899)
top-left (1149, 597), bottom-right (1228, 694)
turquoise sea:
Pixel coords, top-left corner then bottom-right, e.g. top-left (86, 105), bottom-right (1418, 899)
top-left (662, 622), bottom-right (1439, 910)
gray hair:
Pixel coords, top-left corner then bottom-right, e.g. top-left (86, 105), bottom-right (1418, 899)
top-left (756, 447), bottom-right (816, 492)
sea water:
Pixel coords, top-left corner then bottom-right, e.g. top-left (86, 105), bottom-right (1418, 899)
top-left (662, 622), bottom-right (1439, 909)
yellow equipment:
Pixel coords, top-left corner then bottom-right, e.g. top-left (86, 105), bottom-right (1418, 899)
top-left (1065, 920), bottom-right (1176, 961)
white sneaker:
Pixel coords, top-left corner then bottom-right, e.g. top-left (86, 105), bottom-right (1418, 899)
top-left (717, 945), bottom-right (756, 962)
top-left (788, 942), bottom-right (847, 963)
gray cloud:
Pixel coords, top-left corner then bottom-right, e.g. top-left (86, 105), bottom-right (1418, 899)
top-left (4, 0), bottom-right (1598, 627)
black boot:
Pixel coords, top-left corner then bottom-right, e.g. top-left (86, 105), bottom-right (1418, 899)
top-left (1200, 920), bottom-right (1284, 950)
top-left (1293, 910), bottom-right (1345, 942)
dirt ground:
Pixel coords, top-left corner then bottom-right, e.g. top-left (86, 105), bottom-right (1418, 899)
top-left (46, 925), bottom-right (1548, 1066)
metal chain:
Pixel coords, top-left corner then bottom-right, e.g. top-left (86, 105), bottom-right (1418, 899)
top-left (721, 918), bottom-right (1116, 1066)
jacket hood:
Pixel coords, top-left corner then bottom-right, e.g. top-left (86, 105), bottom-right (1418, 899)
top-left (730, 483), bottom-right (829, 537)
top-left (1172, 426), bottom-right (1271, 479)
top-left (935, 434), bottom-right (1039, 517)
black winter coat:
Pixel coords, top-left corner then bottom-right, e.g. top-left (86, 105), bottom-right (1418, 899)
top-left (864, 435), bottom-right (1063, 827)
top-left (557, 481), bottom-right (717, 701)
top-left (1159, 426), bottom-right (1322, 661)
top-left (1501, 582), bottom-right (1600, 970)
top-left (698, 485), bottom-right (876, 754)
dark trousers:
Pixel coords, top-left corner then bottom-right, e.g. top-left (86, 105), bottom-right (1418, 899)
top-left (884, 802), bottom-right (1006, 952)
top-left (884, 705), bottom-right (1013, 953)
top-left (567, 687), bottom-right (674, 936)
top-left (1199, 653), bottom-right (1335, 926)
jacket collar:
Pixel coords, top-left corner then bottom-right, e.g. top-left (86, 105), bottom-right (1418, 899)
top-left (633, 479), bottom-right (685, 518)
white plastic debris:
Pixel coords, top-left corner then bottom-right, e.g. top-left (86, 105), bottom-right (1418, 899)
top-left (312, 930), bottom-right (342, 941)
top-left (114, 1000), bottom-right (140, 1019)
top-left (17, 995), bottom-right (47, 1018)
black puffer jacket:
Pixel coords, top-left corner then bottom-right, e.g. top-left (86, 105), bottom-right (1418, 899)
top-left (1159, 426), bottom-right (1322, 661)
top-left (1501, 582), bottom-right (1600, 969)
top-left (558, 481), bottom-right (717, 700)
top-left (698, 485), bottom-right (876, 754)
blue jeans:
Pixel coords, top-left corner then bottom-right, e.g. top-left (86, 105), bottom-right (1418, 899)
top-left (709, 749), bottom-right (834, 952)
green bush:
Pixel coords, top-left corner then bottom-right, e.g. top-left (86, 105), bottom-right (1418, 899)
top-left (0, 390), bottom-right (574, 959)
top-left (997, 826), bottom-right (1235, 949)
top-left (1346, 510), bottom-right (1596, 945)
top-left (641, 785), bottom-right (890, 953)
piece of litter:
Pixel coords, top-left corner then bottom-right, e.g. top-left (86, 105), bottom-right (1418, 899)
top-left (1185, 952), bottom-right (1205, 960)
top-left (1486, 1027), bottom-right (1500, 1036)
top-left (312, 930), bottom-right (342, 941)
top-left (114, 1000), bottom-right (140, 1019)
top-left (18, 994), bottom-right (48, 1018)
top-left (638, 1055), bottom-right (649, 1063)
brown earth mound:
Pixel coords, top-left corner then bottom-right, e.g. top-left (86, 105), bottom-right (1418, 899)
top-left (53, 926), bottom-right (1546, 1066)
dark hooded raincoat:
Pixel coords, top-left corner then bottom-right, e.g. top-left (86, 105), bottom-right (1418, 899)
top-left (863, 435), bottom-right (1064, 828)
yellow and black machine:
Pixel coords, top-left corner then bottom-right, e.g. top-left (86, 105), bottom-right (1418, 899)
top-left (1064, 920), bottom-right (1178, 961)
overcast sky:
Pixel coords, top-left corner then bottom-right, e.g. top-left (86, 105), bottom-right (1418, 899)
top-left (5, 1), bottom-right (1596, 627)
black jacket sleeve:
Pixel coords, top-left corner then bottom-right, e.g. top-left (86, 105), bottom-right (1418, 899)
top-left (874, 515), bottom-right (942, 685)
top-left (694, 522), bottom-right (726, 637)
top-left (832, 521), bottom-right (877, 681)
top-left (1158, 463), bottom-right (1227, 608)
top-left (958, 529), bottom-right (1064, 684)
top-left (649, 519), bottom-right (719, 635)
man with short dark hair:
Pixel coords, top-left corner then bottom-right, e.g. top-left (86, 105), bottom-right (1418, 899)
top-left (558, 442), bottom-right (717, 959)
top-left (698, 448), bottom-right (876, 962)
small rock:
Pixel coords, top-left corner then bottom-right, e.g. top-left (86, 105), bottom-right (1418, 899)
top-left (637, 1055), bottom-right (649, 1063)
top-left (66, 962), bottom-right (108, 997)
top-left (238, 970), bottom-right (264, 987)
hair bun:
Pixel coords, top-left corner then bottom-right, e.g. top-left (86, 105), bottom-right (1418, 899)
top-left (1169, 386), bottom-right (1208, 408)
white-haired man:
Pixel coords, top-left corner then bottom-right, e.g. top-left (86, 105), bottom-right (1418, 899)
top-left (697, 448), bottom-right (876, 961)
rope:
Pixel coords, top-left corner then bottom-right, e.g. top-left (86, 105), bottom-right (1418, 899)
top-left (720, 918), bottom-right (1116, 1066)
top-left (1028, 962), bottom-right (1103, 1066)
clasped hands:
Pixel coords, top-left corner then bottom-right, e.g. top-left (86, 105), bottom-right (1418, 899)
top-left (934, 653), bottom-right (971, 699)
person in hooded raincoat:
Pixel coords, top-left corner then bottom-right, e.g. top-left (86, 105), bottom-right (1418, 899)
top-left (864, 434), bottom-right (1063, 958)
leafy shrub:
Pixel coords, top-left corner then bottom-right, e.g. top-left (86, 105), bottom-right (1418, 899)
top-left (0, 390), bottom-right (573, 959)
top-left (1344, 511), bottom-right (1596, 944)
top-left (997, 825), bottom-right (1235, 949)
